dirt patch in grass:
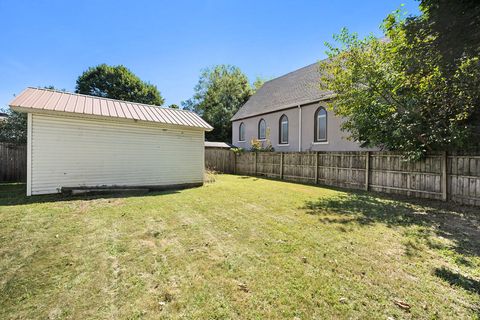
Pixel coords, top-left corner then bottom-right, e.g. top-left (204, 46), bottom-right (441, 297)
top-left (63, 198), bottom-right (126, 214)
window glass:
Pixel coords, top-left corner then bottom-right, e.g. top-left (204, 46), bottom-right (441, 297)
top-left (315, 108), bottom-right (327, 142)
top-left (280, 115), bottom-right (288, 144)
top-left (239, 122), bottom-right (245, 141)
top-left (258, 119), bottom-right (266, 139)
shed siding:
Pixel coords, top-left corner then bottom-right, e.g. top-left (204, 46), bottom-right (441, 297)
top-left (31, 114), bottom-right (204, 195)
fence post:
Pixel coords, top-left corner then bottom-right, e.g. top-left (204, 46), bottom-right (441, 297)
top-left (280, 152), bottom-right (284, 180)
top-left (254, 152), bottom-right (257, 176)
top-left (365, 151), bottom-right (370, 191)
top-left (315, 152), bottom-right (319, 184)
top-left (233, 151), bottom-right (237, 174)
top-left (441, 151), bottom-right (448, 201)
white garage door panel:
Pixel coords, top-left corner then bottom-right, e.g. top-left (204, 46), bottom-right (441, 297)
top-left (31, 114), bottom-right (204, 195)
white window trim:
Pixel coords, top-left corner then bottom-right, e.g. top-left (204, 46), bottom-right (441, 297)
top-left (312, 141), bottom-right (329, 145)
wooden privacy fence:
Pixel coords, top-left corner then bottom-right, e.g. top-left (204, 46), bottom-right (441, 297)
top-left (0, 143), bottom-right (27, 182)
top-left (205, 148), bottom-right (236, 173)
top-left (205, 149), bottom-right (480, 207)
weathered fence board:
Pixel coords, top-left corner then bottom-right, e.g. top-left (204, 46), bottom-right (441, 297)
top-left (256, 152), bottom-right (281, 178)
top-left (204, 148), bottom-right (235, 173)
top-left (236, 152), bottom-right (256, 176)
top-left (4, 144), bottom-right (479, 206)
top-left (0, 143), bottom-right (27, 182)
top-left (448, 154), bottom-right (480, 206)
top-left (205, 149), bottom-right (480, 207)
top-left (368, 153), bottom-right (443, 200)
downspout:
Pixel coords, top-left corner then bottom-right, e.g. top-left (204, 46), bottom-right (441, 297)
top-left (298, 105), bottom-right (302, 152)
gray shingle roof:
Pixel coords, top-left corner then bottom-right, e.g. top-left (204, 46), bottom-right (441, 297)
top-left (231, 62), bottom-right (334, 121)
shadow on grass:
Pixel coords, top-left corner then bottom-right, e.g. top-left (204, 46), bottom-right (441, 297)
top-left (0, 183), bottom-right (182, 207)
top-left (434, 267), bottom-right (480, 295)
top-left (238, 176), bottom-right (259, 181)
top-left (303, 193), bottom-right (480, 258)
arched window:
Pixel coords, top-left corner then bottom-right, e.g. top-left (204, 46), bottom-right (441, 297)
top-left (279, 115), bottom-right (288, 144)
top-left (239, 122), bottom-right (245, 141)
top-left (314, 107), bottom-right (327, 142)
top-left (258, 119), bottom-right (266, 140)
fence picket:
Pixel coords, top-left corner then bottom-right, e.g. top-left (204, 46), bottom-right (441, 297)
top-left (205, 149), bottom-right (480, 207)
top-left (0, 143), bottom-right (27, 182)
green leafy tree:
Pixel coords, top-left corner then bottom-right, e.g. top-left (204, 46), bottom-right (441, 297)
top-left (182, 65), bottom-right (253, 142)
top-left (76, 64), bottom-right (164, 106)
top-left (0, 109), bottom-right (27, 144)
top-left (0, 86), bottom-right (64, 144)
top-left (319, 2), bottom-right (480, 159)
top-left (168, 104), bottom-right (180, 109)
top-left (253, 77), bottom-right (266, 92)
top-left (416, 0), bottom-right (480, 67)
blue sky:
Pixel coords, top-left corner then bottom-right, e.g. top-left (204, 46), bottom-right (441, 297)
top-left (0, 0), bottom-right (420, 109)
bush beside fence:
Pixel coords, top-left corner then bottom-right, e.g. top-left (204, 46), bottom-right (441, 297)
top-left (205, 149), bottom-right (480, 207)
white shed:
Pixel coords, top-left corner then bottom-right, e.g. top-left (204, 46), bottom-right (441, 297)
top-left (9, 87), bottom-right (213, 196)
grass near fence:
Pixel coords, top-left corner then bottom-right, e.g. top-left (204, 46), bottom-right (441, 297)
top-left (1, 175), bottom-right (479, 319)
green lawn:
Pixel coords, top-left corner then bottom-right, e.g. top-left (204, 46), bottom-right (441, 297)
top-left (1, 175), bottom-right (479, 319)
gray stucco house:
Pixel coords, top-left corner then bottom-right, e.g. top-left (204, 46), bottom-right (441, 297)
top-left (231, 62), bottom-right (373, 152)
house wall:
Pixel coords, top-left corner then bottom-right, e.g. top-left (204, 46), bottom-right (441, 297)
top-left (300, 102), bottom-right (373, 151)
top-left (232, 101), bottom-right (375, 152)
top-left (29, 114), bottom-right (205, 195)
top-left (232, 107), bottom-right (299, 151)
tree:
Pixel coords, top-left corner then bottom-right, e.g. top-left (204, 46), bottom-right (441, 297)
top-left (0, 109), bottom-right (27, 144)
top-left (76, 64), bottom-right (164, 106)
top-left (253, 77), bottom-right (266, 92)
top-left (415, 0), bottom-right (480, 67)
top-left (182, 65), bottom-right (253, 142)
top-left (319, 1), bottom-right (480, 159)
top-left (168, 104), bottom-right (180, 109)
top-left (0, 86), bottom-right (64, 144)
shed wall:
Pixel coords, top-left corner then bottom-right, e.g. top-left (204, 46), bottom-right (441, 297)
top-left (30, 114), bottom-right (204, 195)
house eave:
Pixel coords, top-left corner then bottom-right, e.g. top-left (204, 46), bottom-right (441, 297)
top-left (230, 94), bottom-right (336, 122)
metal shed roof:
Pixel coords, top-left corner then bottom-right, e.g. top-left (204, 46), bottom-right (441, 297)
top-left (9, 87), bottom-right (213, 131)
top-left (204, 141), bottom-right (232, 148)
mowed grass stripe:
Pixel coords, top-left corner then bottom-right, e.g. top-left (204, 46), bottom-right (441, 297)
top-left (0, 174), bottom-right (479, 319)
